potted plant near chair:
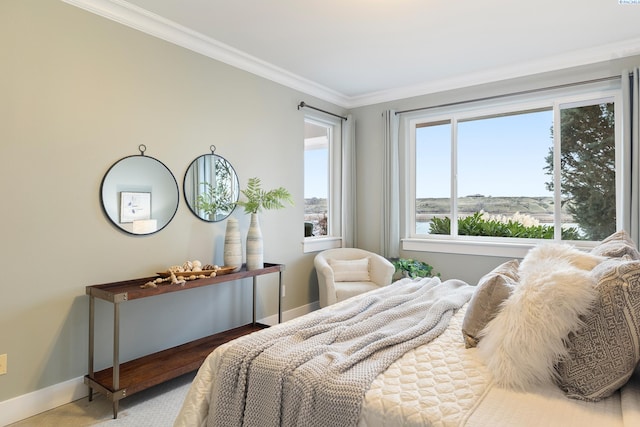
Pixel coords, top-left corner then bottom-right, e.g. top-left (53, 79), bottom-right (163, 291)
top-left (236, 177), bottom-right (293, 270)
top-left (390, 258), bottom-right (439, 280)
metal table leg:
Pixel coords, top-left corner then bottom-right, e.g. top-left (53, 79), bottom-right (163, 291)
top-left (88, 296), bottom-right (95, 402)
top-left (113, 302), bottom-right (120, 419)
top-left (278, 271), bottom-right (282, 324)
top-left (252, 277), bottom-right (257, 326)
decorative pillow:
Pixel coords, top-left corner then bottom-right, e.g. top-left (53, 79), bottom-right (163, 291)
top-left (519, 242), bottom-right (605, 273)
top-left (556, 256), bottom-right (640, 401)
top-left (590, 230), bottom-right (640, 260)
top-left (477, 244), bottom-right (599, 391)
top-left (328, 258), bottom-right (370, 282)
top-left (461, 259), bottom-right (519, 348)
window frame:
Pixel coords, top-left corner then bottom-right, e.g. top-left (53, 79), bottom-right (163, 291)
top-left (302, 112), bottom-right (343, 253)
top-left (402, 82), bottom-right (623, 258)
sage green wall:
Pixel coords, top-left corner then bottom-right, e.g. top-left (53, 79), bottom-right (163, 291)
top-left (0, 0), bottom-right (345, 402)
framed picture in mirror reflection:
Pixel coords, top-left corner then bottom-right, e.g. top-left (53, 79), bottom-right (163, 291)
top-left (120, 191), bottom-right (151, 223)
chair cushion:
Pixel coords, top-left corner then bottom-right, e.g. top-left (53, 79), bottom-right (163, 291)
top-left (335, 281), bottom-right (380, 302)
top-left (329, 257), bottom-right (370, 282)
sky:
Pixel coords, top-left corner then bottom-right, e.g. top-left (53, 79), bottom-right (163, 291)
top-left (304, 109), bottom-right (555, 200)
top-left (304, 147), bottom-right (328, 198)
top-left (416, 110), bottom-right (555, 198)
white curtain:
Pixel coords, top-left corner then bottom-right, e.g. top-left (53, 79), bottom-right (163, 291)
top-left (623, 68), bottom-right (640, 244)
top-left (342, 114), bottom-right (356, 248)
top-left (381, 110), bottom-right (400, 258)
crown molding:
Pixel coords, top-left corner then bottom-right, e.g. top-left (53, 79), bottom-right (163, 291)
top-left (61, 0), bottom-right (351, 107)
top-left (62, 0), bottom-right (640, 110)
top-left (347, 37), bottom-right (640, 108)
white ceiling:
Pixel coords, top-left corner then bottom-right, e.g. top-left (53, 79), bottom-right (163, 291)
top-left (65, 0), bottom-right (640, 107)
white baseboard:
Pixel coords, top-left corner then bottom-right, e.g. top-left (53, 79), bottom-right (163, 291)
top-left (259, 301), bottom-right (320, 326)
top-left (0, 302), bottom-right (320, 426)
top-left (0, 376), bottom-right (88, 426)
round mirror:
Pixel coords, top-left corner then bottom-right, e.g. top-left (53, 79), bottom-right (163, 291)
top-left (100, 153), bottom-right (179, 235)
top-left (184, 153), bottom-right (239, 222)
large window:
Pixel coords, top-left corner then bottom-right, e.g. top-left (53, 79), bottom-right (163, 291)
top-left (408, 86), bottom-right (621, 254)
top-left (303, 113), bottom-right (342, 252)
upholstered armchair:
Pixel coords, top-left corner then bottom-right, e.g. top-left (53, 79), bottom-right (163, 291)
top-left (314, 248), bottom-right (395, 308)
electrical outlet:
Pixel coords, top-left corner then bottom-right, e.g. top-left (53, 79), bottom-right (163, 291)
top-left (0, 354), bottom-right (7, 375)
top-left (282, 284), bottom-right (286, 298)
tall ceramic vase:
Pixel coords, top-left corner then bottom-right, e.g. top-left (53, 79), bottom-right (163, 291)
top-left (223, 218), bottom-right (242, 272)
top-left (246, 213), bottom-right (263, 270)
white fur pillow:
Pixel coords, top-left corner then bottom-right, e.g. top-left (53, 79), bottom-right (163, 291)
top-left (477, 244), bottom-right (603, 390)
top-left (520, 242), bottom-right (605, 272)
top-left (328, 258), bottom-right (370, 282)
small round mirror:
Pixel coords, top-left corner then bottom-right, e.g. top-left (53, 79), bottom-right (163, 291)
top-left (100, 153), bottom-right (179, 235)
top-left (184, 153), bottom-right (239, 222)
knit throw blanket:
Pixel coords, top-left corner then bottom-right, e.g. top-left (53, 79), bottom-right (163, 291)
top-left (207, 277), bottom-right (473, 427)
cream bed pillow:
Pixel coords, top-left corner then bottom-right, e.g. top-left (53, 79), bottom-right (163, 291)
top-left (461, 259), bottom-right (519, 349)
top-left (590, 229), bottom-right (640, 260)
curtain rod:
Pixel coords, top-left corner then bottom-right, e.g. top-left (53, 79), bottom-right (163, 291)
top-left (395, 75), bottom-right (622, 115)
top-left (298, 101), bottom-right (347, 121)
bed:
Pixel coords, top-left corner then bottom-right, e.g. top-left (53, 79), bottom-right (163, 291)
top-left (174, 231), bottom-right (640, 427)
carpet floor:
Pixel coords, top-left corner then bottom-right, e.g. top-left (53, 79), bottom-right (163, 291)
top-left (7, 372), bottom-right (196, 427)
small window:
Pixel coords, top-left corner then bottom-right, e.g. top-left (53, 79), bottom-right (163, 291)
top-left (304, 120), bottom-right (330, 237)
top-left (303, 113), bottom-right (342, 252)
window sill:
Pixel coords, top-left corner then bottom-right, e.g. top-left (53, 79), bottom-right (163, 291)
top-left (302, 237), bottom-right (343, 253)
top-left (402, 237), bottom-right (597, 258)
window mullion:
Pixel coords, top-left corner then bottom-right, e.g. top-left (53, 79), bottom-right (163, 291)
top-left (553, 103), bottom-right (563, 240)
top-left (451, 117), bottom-right (458, 237)
top-left (409, 120), bottom-right (417, 236)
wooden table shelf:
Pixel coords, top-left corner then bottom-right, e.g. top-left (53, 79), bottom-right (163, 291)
top-left (85, 263), bottom-right (284, 418)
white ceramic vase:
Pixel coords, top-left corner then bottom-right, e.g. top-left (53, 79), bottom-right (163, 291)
top-left (223, 218), bottom-right (242, 272)
top-left (246, 213), bottom-right (264, 270)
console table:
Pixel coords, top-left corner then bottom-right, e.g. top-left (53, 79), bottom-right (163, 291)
top-left (84, 262), bottom-right (284, 419)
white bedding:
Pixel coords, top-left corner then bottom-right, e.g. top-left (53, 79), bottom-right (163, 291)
top-left (174, 302), bottom-right (640, 427)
